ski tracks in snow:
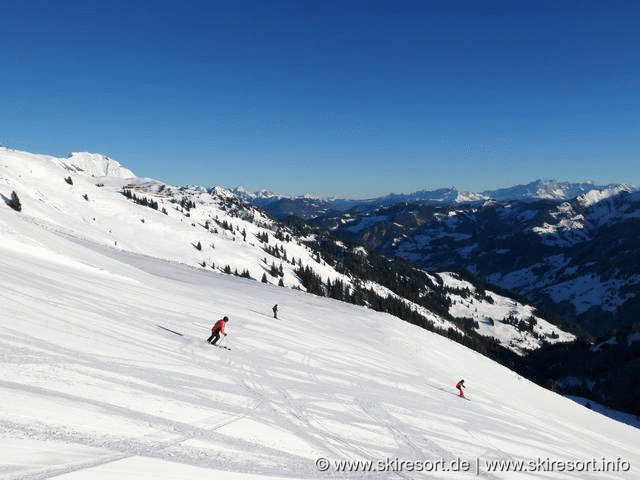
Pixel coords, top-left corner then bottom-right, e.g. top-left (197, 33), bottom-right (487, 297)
top-left (0, 383), bottom-right (265, 480)
top-left (215, 343), bottom-right (412, 478)
top-left (0, 329), bottom-right (270, 480)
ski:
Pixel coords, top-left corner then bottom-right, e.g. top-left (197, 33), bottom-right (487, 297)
top-left (206, 340), bottom-right (231, 350)
top-left (449, 392), bottom-right (470, 400)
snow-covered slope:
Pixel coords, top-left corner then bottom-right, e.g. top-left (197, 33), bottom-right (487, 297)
top-left (533, 188), bottom-right (640, 247)
top-left (566, 397), bottom-right (640, 430)
top-left (1, 197), bottom-right (639, 479)
top-left (439, 272), bottom-right (574, 352)
top-left (62, 152), bottom-right (136, 179)
top-left (0, 147), bottom-right (343, 289)
top-left (0, 147), bottom-right (573, 354)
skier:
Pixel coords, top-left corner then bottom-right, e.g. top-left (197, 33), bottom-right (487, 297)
top-left (456, 379), bottom-right (465, 397)
top-left (207, 316), bottom-right (229, 345)
top-left (272, 304), bottom-right (278, 319)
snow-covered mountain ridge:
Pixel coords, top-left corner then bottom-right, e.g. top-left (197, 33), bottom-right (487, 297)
top-left (0, 147), bottom-right (573, 355)
top-left (2, 197), bottom-right (638, 479)
top-left (0, 147), bottom-right (341, 290)
top-left (62, 152), bottom-right (136, 178)
top-left (234, 180), bottom-right (637, 220)
top-left (315, 185), bottom-right (640, 336)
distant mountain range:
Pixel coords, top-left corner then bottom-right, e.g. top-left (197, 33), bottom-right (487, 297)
top-left (318, 190), bottom-right (640, 336)
top-left (232, 180), bottom-right (640, 336)
top-left (233, 180), bottom-right (637, 219)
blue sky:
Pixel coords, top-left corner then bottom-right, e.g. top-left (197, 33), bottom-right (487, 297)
top-left (1, 0), bottom-right (639, 198)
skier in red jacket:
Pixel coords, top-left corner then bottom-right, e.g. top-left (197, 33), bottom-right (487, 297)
top-left (207, 316), bottom-right (229, 345)
top-left (456, 379), bottom-right (465, 397)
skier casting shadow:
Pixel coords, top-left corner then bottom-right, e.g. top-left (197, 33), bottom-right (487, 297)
top-left (207, 316), bottom-right (229, 345)
top-left (456, 379), bottom-right (465, 397)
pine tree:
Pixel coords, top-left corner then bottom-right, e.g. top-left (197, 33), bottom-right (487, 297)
top-left (270, 262), bottom-right (279, 277)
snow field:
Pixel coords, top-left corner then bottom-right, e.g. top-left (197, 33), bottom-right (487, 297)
top-left (1, 208), bottom-right (639, 479)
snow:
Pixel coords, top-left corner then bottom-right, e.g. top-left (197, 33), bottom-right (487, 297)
top-left (438, 273), bottom-right (575, 354)
top-left (52, 458), bottom-right (298, 480)
top-left (344, 215), bottom-right (388, 232)
top-left (1, 147), bottom-right (637, 479)
top-left (362, 280), bottom-right (459, 333)
top-left (63, 152), bottom-right (136, 179)
top-left (544, 275), bottom-right (635, 315)
top-left (0, 147), bottom-right (347, 291)
top-left (455, 191), bottom-right (488, 203)
top-left (565, 396), bottom-right (640, 430)
top-left (1, 221), bottom-right (638, 480)
top-left (487, 180), bottom-right (607, 202)
top-left (531, 188), bottom-right (640, 250)
top-left (578, 185), bottom-right (635, 208)
top-left (235, 180), bottom-right (639, 209)
top-left (352, 246), bottom-right (368, 256)
top-left (0, 147), bottom-right (577, 357)
top-left (532, 202), bottom-right (587, 245)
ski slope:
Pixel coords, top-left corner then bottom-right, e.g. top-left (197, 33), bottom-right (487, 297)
top-left (1, 201), bottom-right (639, 479)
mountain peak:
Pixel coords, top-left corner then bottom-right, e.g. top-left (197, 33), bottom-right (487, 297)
top-left (64, 152), bottom-right (136, 179)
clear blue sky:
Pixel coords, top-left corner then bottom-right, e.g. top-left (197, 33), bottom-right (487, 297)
top-left (1, 0), bottom-right (639, 198)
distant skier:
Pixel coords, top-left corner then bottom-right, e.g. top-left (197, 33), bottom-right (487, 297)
top-left (272, 304), bottom-right (278, 319)
top-left (456, 379), bottom-right (465, 397)
top-left (207, 316), bottom-right (229, 345)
